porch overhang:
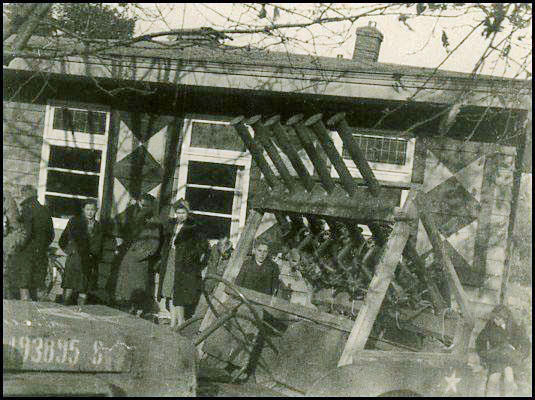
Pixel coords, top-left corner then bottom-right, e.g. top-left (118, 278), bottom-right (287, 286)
top-left (4, 51), bottom-right (531, 111)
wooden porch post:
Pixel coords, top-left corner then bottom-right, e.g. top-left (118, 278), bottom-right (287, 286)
top-left (100, 109), bottom-right (120, 222)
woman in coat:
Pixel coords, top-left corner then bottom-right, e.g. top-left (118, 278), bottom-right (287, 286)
top-left (60, 199), bottom-right (103, 305)
top-left (159, 199), bottom-right (209, 328)
top-left (114, 194), bottom-right (162, 314)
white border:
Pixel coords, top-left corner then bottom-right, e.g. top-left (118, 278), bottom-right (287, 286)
top-left (174, 116), bottom-right (252, 246)
top-left (38, 101), bottom-right (110, 230)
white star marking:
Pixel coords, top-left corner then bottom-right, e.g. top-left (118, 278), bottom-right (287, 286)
top-left (444, 370), bottom-right (461, 393)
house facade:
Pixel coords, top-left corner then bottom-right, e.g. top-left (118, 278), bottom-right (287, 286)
top-left (3, 27), bottom-right (531, 320)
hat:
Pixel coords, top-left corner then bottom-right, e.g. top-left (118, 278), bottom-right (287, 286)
top-left (172, 198), bottom-right (190, 212)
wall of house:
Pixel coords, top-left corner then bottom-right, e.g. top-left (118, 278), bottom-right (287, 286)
top-left (3, 100), bottom-right (63, 245)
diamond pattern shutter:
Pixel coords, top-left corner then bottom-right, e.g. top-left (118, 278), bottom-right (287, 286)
top-left (111, 112), bottom-right (175, 216)
top-left (414, 137), bottom-right (516, 300)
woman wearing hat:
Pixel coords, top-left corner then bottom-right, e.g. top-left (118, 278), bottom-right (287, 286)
top-left (159, 199), bottom-right (209, 328)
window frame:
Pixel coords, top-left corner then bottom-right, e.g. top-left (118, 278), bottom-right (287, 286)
top-left (331, 128), bottom-right (415, 236)
top-left (38, 101), bottom-right (110, 230)
top-left (331, 129), bottom-right (416, 184)
top-left (175, 116), bottom-right (252, 246)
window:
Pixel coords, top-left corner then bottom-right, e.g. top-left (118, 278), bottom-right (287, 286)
top-left (331, 128), bottom-right (415, 237)
top-left (332, 128), bottom-right (415, 184)
top-left (38, 103), bottom-right (109, 229)
top-left (174, 116), bottom-right (252, 245)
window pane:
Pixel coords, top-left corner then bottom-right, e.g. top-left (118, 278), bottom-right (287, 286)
top-left (343, 135), bottom-right (407, 165)
top-left (190, 122), bottom-right (245, 152)
top-left (53, 108), bottom-right (107, 135)
top-left (191, 214), bottom-right (232, 240)
top-left (48, 146), bottom-right (102, 172)
top-left (187, 161), bottom-right (237, 188)
top-left (185, 187), bottom-right (234, 215)
top-left (47, 170), bottom-right (100, 197)
top-left (45, 195), bottom-right (84, 219)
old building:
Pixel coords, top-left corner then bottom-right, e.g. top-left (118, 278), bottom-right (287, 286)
top-left (3, 24), bottom-right (531, 320)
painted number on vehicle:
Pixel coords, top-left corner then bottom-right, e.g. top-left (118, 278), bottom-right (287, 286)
top-left (8, 336), bottom-right (106, 366)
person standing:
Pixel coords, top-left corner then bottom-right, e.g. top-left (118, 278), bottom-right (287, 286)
top-left (59, 199), bottom-right (103, 305)
top-left (3, 191), bottom-right (28, 299)
top-left (159, 199), bottom-right (209, 328)
top-left (475, 304), bottom-right (530, 396)
top-left (114, 193), bottom-right (162, 315)
top-left (235, 239), bottom-right (281, 296)
top-left (10, 185), bottom-right (54, 301)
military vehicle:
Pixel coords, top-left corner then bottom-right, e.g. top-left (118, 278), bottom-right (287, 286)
top-left (3, 300), bottom-right (197, 396)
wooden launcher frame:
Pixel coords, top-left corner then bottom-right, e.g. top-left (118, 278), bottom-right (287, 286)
top-left (197, 112), bottom-right (476, 367)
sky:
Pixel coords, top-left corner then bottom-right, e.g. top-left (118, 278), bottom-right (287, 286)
top-left (133, 3), bottom-right (532, 80)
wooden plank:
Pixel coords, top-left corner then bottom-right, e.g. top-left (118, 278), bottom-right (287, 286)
top-left (306, 114), bottom-right (358, 196)
top-left (289, 116), bottom-right (336, 194)
top-left (338, 191), bottom-right (416, 367)
top-left (3, 159), bottom-right (40, 175)
top-left (3, 132), bottom-right (43, 147)
top-left (249, 116), bottom-right (296, 192)
top-left (3, 101), bottom-right (46, 113)
top-left (3, 144), bottom-right (41, 163)
top-left (415, 193), bottom-right (475, 325)
top-left (100, 110), bottom-right (120, 222)
top-left (226, 286), bottom-right (355, 333)
top-left (197, 209), bottom-right (264, 353)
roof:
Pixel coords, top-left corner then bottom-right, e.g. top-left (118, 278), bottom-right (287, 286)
top-left (5, 35), bottom-right (528, 84)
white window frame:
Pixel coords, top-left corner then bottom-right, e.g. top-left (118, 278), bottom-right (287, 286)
top-left (38, 101), bottom-right (110, 230)
top-left (331, 129), bottom-right (415, 236)
top-left (175, 116), bottom-right (252, 246)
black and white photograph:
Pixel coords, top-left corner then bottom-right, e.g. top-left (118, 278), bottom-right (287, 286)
top-left (3, 3), bottom-right (532, 396)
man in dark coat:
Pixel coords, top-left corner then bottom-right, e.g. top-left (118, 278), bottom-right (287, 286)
top-left (10, 185), bottom-right (54, 301)
top-left (158, 199), bottom-right (209, 328)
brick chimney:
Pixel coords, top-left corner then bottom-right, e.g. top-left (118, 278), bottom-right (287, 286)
top-left (352, 21), bottom-right (383, 63)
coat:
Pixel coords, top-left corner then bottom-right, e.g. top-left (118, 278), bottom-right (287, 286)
top-left (158, 218), bottom-right (209, 305)
top-left (114, 210), bottom-right (162, 304)
top-left (235, 257), bottom-right (281, 296)
top-left (10, 196), bottom-right (54, 289)
top-left (59, 215), bottom-right (103, 293)
top-left (475, 318), bottom-right (530, 373)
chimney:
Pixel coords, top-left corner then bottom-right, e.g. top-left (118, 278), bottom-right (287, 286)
top-left (353, 21), bottom-right (383, 63)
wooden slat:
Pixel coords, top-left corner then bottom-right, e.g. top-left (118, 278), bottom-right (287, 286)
top-left (197, 209), bottom-right (265, 353)
top-left (288, 115), bottom-right (335, 194)
top-left (249, 116), bottom-right (296, 192)
top-left (226, 286), bottom-right (355, 333)
top-left (265, 115), bottom-right (315, 192)
top-left (414, 193), bottom-right (475, 324)
top-left (231, 116), bottom-right (278, 188)
top-left (338, 191), bottom-right (416, 367)
top-left (306, 114), bottom-right (358, 196)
